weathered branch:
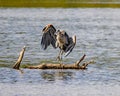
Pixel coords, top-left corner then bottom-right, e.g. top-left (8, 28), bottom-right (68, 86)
top-left (13, 46), bottom-right (94, 70)
top-left (27, 54), bottom-right (93, 69)
top-left (13, 46), bottom-right (26, 70)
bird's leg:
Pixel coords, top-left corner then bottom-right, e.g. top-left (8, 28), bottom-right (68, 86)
top-left (60, 50), bottom-right (64, 63)
top-left (57, 50), bottom-right (62, 61)
top-left (56, 50), bottom-right (64, 68)
top-left (60, 51), bottom-right (64, 69)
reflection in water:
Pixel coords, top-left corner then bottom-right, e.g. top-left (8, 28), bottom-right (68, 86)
top-left (41, 70), bottom-right (74, 81)
top-left (41, 71), bottom-right (55, 81)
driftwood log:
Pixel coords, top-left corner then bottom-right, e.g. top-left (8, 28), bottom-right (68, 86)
top-left (13, 46), bottom-right (94, 70)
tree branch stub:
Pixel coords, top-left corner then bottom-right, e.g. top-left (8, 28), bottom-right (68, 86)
top-left (13, 46), bottom-right (26, 70)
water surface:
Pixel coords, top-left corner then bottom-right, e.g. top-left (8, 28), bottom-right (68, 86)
top-left (0, 8), bottom-right (120, 96)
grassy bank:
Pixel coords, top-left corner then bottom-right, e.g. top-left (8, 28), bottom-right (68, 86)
top-left (0, 0), bottom-right (120, 8)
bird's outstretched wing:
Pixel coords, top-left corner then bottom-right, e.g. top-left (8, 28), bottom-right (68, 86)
top-left (41, 24), bottom-right (57, 50)
top-left (64, 35), bottom-right (76, 57)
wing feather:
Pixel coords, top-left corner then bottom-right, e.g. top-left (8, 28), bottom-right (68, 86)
top-left (41, 24), bottom-right (57, 50)
top-left (64, 43), bottom-right (75, 57)
top-left (64, 35), bottom-right (76, 56)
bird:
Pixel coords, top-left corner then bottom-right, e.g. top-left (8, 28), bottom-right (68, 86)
top-left (41, 24), bottom-right (76, 61)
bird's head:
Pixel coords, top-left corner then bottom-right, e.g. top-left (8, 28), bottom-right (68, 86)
top-left (56, 30), bottom-right (66, 37)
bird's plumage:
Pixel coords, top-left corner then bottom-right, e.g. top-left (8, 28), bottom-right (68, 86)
top-left (41, 24), bottom-right (56, 50)
top-left (41, 24), bottom-right (76, 60)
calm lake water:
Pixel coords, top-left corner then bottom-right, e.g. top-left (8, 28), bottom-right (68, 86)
top-left (0, 8), bottom-right (120, 96)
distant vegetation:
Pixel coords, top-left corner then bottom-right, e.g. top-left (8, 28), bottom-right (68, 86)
top-left (0, 0), bottom-right (120, 8)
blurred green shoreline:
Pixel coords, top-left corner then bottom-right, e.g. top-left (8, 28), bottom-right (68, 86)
top-left (0, 0), bottom-right (120, 8)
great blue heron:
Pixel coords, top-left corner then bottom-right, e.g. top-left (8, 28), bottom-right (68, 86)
top-left (41, 24), bottom-right (76, 60)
